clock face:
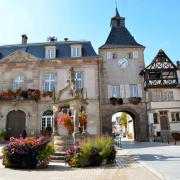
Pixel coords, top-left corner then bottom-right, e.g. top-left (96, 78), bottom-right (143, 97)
top-left (118, 58), bottom-right (128, 68)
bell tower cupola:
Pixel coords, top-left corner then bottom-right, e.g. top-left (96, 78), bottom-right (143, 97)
top-left (110, 8), bottom-right (125, 27)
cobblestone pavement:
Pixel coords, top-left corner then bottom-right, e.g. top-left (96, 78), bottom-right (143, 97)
top-left (0, 144), bottom-right (159, 180)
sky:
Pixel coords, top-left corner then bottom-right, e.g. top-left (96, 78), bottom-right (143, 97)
top-left (0, 0), bottom-right (179, 65)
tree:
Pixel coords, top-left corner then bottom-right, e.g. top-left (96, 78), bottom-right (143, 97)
top-left (120, 112), bottom-right (127, 130)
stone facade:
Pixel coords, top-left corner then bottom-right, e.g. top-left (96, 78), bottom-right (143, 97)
top-left (0, 50), bottom-right (100, 136)
top-left (98, 9), bottom-right (148, 141)
top-left (99, 47), bottom-right (148, 141)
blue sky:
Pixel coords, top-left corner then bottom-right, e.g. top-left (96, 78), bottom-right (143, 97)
top-left (0, 0), bottom-right (179, 65)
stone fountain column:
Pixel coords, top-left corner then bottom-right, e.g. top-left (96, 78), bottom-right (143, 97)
top-left (71, 101), bottom-right (81, 145)
top-left (52, 104), bottom-right (59, 136)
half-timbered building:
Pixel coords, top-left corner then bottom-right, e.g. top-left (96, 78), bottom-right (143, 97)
top-left (141, 49), bottom-right (180, 140)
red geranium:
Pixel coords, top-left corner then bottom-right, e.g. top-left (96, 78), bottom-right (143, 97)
top-left (58, 115), bottom-right (74, 134)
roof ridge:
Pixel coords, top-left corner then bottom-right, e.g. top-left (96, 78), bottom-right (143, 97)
top-left (0, 40), bottom-right (91, 48)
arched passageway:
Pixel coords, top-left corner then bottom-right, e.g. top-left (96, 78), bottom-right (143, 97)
top-left (112, 112), bottom-right (135, 141)
top-left (101, 106), bottom-right (148, 141)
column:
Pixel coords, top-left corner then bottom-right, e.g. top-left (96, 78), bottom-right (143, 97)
top-left (52, 104), bottom-right (59, 135)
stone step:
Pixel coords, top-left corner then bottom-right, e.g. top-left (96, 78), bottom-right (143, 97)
top-left (54, 152), bottom-right (66, 156)
top-left (51, 159), bottom-right (65, 163)
top-left (51, 156), bottom-right (65, 160)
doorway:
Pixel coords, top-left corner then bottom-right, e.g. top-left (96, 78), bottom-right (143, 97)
top-left (6, 110), bottom-right (26, 137)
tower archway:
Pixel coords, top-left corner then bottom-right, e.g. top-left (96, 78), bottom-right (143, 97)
top-left (101, 106), bottom-right (148, 141)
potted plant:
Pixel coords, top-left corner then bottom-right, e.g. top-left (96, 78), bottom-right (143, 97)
top-left (117, 98), bottom-right (123, 105)
top-left (2, 137), bottom-right (55, 169)
top-left (21, 90), bottom-right (29, 99)
top-left (110, 97), bottom-right (117, 105)
top-left (42, 91), bottom-right (53, 98)
top-left (129, 97), bottom-right (141, 105)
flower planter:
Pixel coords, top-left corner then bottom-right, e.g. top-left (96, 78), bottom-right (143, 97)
top-left (2, 137), bottom-right (55, 169)
top-left (110, 97), bottom-right (123, 106)
top-left (129, 97), bottom-right (141, 105)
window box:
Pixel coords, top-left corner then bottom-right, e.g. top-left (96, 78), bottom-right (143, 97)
top-left (110, 97), bottom-right (123, 106)
top-left (129, 97), bottom-right (141, 105)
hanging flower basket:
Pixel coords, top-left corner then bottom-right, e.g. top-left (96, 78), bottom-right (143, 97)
top-left (58, 115), bottom-right (74, 135)
top-left (79, 112), bottom-right (87, 133)
top-left (129, 97), bottom-right (141, 105)
top-left (110, 97), bottom-right (123, 106)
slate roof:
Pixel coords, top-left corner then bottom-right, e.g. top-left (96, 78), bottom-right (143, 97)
top-left (100, 8), bottom-right (144, 49)
top-left (0, 41), bottom-right (98, 60)
top-left (100, 26), bottom-right (144, 49)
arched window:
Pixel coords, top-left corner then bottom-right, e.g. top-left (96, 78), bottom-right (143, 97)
top-left (13, 75), bottom-right (25, 91)
top-left (42, 110), bottom-right (53, 130)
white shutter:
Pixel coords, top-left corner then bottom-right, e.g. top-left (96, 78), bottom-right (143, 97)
top-left (148, 113), bottom-right (154, 124)
top-left (107, 85), bottom-right (112, 99)
top-left (106, 52), bottom-right (112, 60)
top-left (133, 51), bottom-right (139, 59)
top-left (138, 84), bottom-right (143, 97)
top-left (120, 84), bottom-right (125, 98)
top-left (125, 84), bottom-right (130, 98)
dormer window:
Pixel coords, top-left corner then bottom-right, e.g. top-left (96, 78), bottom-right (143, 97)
top-left (71, 45), bottom-right (82, 57)
top-left (45, 46), bottom-right (56, 59)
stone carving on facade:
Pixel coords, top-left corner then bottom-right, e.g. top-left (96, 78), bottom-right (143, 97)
top-left (57, 67), bottom-right (84, 101)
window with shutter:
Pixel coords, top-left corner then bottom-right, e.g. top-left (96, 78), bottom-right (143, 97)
top-left (106, 52), bottom-right (112, 60)
top-left (130, 84), bottom-right (138, 97)
top-left (137, 84), bottom-right (142, 97)
top-left (133, 51), bottom-right (139, 59)
top-left (125, 84), bottom-right (130, 98)
top-left (168, 91), bottom-right (174, 101)
top-left (120, 85), bottom-right (125, 98)
top-left (112, 85), bottom-right (120, 98)
top-left (107, 85), bottom-right (112, 99)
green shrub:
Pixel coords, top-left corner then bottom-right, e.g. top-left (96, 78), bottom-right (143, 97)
top-left (37, 143), bottom-right (55, 166)
top-left (65, 136), bottom-right (116, 167)
top-left (0, 130), bottom-right (9, 141)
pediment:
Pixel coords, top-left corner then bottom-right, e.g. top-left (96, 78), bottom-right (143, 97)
top-left (57, 84), bottom-right (74, 101)
top-left (0, 50), bottom-right (40, 64)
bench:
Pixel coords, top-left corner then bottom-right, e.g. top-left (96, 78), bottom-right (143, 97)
top-left (171, 133), bottom-right (180, 145)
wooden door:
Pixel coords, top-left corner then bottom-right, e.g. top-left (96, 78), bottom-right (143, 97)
top-left (160, 115), bottom-right (169, 130)
top-left (6, 110), bottom-right (26, 137)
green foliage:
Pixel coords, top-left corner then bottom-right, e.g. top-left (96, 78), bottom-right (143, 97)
top-left (120, 112), bottom-right (127, 129)
top-left (38, 143), bottom-right (55, 161)
top-left (65, 136), bottom-right (116, 167)
top-left (0, 129), bottom-right (9, 140)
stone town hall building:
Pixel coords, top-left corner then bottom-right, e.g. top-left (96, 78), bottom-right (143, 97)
top-left (0, 8), bottom-right (179, 141)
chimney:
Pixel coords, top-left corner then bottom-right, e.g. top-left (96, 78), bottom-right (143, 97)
top-left (21, 34), bottom-right (28, 45)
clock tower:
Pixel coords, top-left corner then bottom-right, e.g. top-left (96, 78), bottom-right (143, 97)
top-left (99, 8), bottom-right (148, 141)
